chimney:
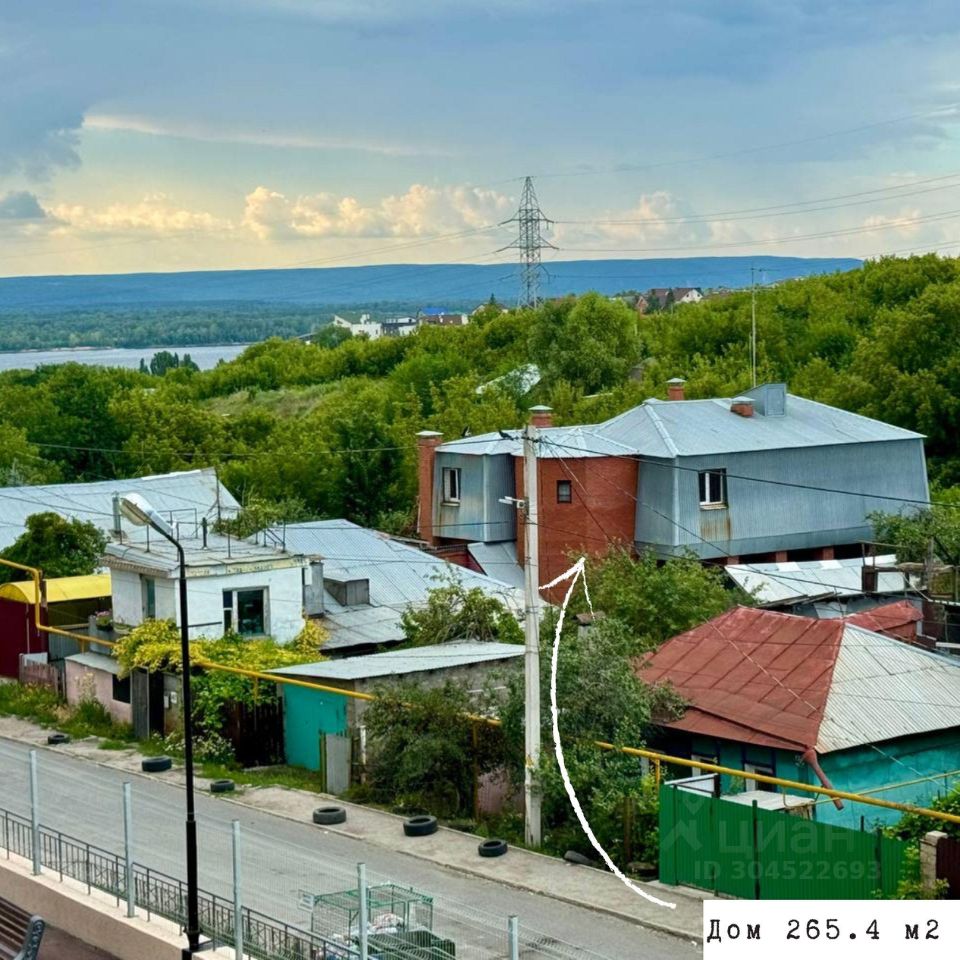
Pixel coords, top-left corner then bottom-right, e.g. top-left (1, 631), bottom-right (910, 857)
top-left (416, 430), bottom-right (443, 544)
top-left (730, 396), bottom-right (754, 418)
top-left (529, 405), bottom-right (553, 429)
top-left (666, 377), bottom-right (686, 401)
top-left (111, 493), bottom-right (122, 537)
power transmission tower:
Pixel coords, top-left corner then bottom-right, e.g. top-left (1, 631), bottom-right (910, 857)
top-left (501, 176), bottom-right (556, 308)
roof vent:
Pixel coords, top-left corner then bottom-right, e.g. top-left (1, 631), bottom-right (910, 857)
top-left (325, 576), bottom-right (370, 607)
top-left (730, 397), bottom-right (754, 418)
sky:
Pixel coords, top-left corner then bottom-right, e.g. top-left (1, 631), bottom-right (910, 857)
top-left (2, 0), bottom-right (960, 277)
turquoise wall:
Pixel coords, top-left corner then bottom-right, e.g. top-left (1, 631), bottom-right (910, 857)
top-left (282, 686), bottom-right (349, 771)
top-left (686, 731), bottom-right (960, 829)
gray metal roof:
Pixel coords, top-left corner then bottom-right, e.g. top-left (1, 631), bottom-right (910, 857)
top-left (0, 468), bottom-right (239, 551)
top-left (65, 652), bottom-right (120, 676)
top-left (467, 541), bottom-right (525, 590)
top-left (817, 625), bottom-right (960, 753)
top-left (261, 520), bottom-right (524, 650)
top-left (436, 387), bottom-right (924, 461)
top-left (726, 555), bottom-right (906, 606)
top-left (269, 641), bottom-right (523, 681)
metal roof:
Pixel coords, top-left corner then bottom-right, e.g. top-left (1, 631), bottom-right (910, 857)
top-left (269, 641), bottom-right (523, 681)
top-left (65, 652), bottom-right (120, 676)
top-left (844, 600), bottom-right (921, 640)
top-left (725, 555), bottom-right (906, 606)
top-left (261, 520), bottom-right (524, 650)
top-left (636, 606), bottom-right (960, 754)
top-left (0, 468), bottom-right (239, 551)
top-left (436, 387), bottom-right (924, 460)
top-left (467, 541), bottom-right (525, 590)
top-left (0, 574), bottom-right (111, 605)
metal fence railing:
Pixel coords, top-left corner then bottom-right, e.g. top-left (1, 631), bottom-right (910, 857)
top-left (1, 805), bottom-right (356, 960)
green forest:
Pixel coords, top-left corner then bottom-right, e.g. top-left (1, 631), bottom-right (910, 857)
top-left (2, 254), bottom-right (959, 528)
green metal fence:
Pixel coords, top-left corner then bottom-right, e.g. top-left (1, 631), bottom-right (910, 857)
top-left (658, 784), bottom-right (915, 899)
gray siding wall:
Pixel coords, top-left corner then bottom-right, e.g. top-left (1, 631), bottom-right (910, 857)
top-left (635, 438), bottom-right (929, 558)
top-left (434, 452), bottom-right (516, 542)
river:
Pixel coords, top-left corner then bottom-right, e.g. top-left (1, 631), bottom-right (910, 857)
top-left (0, 343), bottom-right (250, 372)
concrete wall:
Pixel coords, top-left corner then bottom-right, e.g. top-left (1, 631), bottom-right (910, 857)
top-left (0, 855), bottom-right (207, 960)
top-left (113, 565), bottom-right (306, 643)
top-left (637, 438), bottom-right (930, 559)
top-left (64, 660), bottom-right (132, 726)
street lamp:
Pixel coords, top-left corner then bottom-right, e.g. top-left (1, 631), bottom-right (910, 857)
top-left (119, 493), bottom-right (201, 959)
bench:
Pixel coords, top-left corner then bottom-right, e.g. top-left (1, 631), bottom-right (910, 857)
top-left (0, 898), bottom-right (44, 960)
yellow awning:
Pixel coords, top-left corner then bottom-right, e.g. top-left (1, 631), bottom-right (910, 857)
top-left (0, 574), bottom-right (111, 605)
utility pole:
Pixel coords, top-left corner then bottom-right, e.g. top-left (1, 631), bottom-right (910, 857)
top-left (522, 421), bottom-right (542, 847)
top-left (501, 177), bottom-right (556, 309)
top-left (750, 266), bottom-right (757, 388)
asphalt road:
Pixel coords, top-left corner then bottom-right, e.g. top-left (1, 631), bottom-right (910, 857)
top-left (0, 738), bottom-right (699, 960)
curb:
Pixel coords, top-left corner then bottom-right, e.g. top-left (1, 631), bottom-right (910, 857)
top-left (0, 731), bottom-right (702, 944)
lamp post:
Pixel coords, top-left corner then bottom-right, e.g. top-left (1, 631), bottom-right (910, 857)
top-left (119, 493), bottom-right (201, 959)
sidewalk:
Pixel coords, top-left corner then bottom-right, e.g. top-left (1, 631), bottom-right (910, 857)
top-left (0, 716), bottom-right (704, 944)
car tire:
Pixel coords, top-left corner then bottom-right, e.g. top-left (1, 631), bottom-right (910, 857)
top-left (403, 815), bottom-right (438, 837)
top-left (478, 838), bottom-right (508, 858)
top-left (210, 779), bottom-right (235, 794)
top-left (563, 850), bottom-right (594, 866)
top-left (46, 733), bottom-right (70, 745)
top-left (142, 756), bottom-right (173, 772)
top-left (312, 806), bottom-right (347, 825)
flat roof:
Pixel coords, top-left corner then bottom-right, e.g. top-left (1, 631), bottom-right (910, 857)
top-left (269, 641), bottom-right (523, 682)
top-left (65, 652), bottom-right (120, 676)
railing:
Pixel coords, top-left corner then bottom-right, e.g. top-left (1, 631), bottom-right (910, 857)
top-left (0, 806), bottom-right (357, 960)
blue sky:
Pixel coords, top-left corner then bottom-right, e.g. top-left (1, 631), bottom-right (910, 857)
top-left (1, 0), bottom-right (960, 275)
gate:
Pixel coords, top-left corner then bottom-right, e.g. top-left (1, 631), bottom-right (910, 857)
top-left (659, 783), bottom-right (913, 899)
top-left (223, 698), bottom-right (284, 768)
top-left (18, 655), bottom-right (64, 697)
top-left (937, 835), bottom-right (960, 898)
top-left (131, 669), bottom-right (164, 740)
top-left (321, 734), bottom-right (352, 794)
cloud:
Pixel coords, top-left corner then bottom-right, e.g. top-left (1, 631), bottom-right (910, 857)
top-left (242, 183), bottom-right (512, 240)
top-left (49, 194), bottom-right (231, 236)
top-left (83, 113), bottom-right (440, 157)
top-left (0, 190), bottom-right (47, 220)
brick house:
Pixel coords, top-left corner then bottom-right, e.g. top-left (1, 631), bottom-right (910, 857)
top-left (416, 381), bottom-right (929, 590)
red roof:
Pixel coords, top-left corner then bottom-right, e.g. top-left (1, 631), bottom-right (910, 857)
top-left (844, 600), bottom-right (921, 641)
top-left (634, 606), bottom-right (843, 751)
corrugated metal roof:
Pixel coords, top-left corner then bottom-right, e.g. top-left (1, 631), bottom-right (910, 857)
top-left (817, 625), bottom-right (960, 752)
top-left (269, 641), bottom-right (523, 681)
top-left (437, 388), bottom-right (924, 461)
top-left (0, 468), bottom-right (239, 551)
top-left (467, 541), bottom-right (524, 590)
top-left (726, 555), bottom-right (906, 606)
top-left (0, 573), bottom-right (111, 604)
top-left (637, 606), bottom-right (960, 755)
top-left (844, 600), bottom-right (921, 639)
top-left (65, 652), bottom-right (120, 675)
top-left (263, 520), bottom-right (524, 650)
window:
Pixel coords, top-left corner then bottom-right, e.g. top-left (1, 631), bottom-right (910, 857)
top-left (223, 588), bottom-right (267, 636)
top-left (556, 479), bottom-right (572, 503)
top-left (441, 467), bottom-right (461, 504)
top-left (143, 576), bottom-right (156, 619)
top-left (112, 673), bottom-right (131, 704)
top-left (698, 469), bottom-right (727, 507)
top-left (744, 761), bottom-right (776, 792)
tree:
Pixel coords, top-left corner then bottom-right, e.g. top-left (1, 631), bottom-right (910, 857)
top-left (501, 616), bottom-right (684, 863)
top-left (0, 512), bottom-right (107, 583)
top-left (576, 547), bottom-right (746, 652)
top-left (529, 292), bottom-right (640, 393)
top-left (400, 575), bottom-right (523, 646)
top-left (311, 324), bottom-right (353, 349)
top-left (362, 680), bottom-right (506, 816)
top-left (0, 423), bottom-right (59, 485)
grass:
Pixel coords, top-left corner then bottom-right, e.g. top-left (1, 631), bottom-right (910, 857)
top-left (0, 681), bottom-right (135, 742)
top-left (205, 382), bottom-right (337, 419)
top-left (197, 762), bottom-right (327, 792)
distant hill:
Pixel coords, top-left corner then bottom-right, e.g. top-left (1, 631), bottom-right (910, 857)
top-left (0, 256), bottom-right (861, 311)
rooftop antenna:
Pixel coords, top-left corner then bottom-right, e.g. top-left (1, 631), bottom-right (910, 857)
top-left (500, 177), bottom-right (556, 309)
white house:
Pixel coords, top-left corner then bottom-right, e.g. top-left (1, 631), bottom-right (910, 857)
top-left (332, 314), bottom-right (384, 340)
top-left (105, 532), bottom-right (309, 643)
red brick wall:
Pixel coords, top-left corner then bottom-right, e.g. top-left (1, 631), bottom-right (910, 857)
top-left (515, 454), bottom-right (638, 596)
top-left (416, 433), bottom-right (443, 544)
